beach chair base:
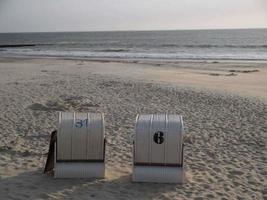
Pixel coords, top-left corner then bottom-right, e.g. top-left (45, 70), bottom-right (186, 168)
top-left (54, 162), bottom-right (105, 179)
top-left (132, 166), bottom-right (185, 183)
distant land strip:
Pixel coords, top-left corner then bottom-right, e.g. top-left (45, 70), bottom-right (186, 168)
top-left (0, 44), bottom-right (37, 48)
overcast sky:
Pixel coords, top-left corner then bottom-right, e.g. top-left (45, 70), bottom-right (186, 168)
top-left (0, 0), bottom-right (267, 33)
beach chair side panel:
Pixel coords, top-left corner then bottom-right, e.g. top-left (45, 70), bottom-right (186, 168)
top-left (87, 113), bottom-right (105, 160)
top-left (166, 115), bottom-right (183, 165)
top-left (134, 115), bottom-right (151, 164)
top-left (57, 112), bottom-right (73, 160)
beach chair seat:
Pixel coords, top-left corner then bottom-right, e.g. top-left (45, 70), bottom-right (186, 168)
top-left (132, 114), bottom-right (185, 183)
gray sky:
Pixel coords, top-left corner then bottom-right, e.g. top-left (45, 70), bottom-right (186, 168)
top-left (0, 0), bottom-right (267, 33)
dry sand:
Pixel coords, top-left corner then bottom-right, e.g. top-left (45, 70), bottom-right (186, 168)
top-left (0, 57), bottom-right (266, 200)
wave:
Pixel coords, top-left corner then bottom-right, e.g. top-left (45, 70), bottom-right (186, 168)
top-left (96, 49), bottom-right (129, 52)
top-left (161, 44), bottom-right (267, 49)
top-left (1, 48), bottom-right (267, 61)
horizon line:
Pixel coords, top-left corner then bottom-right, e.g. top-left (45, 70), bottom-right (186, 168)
top-left (0, 27), bottom-right (267, 34)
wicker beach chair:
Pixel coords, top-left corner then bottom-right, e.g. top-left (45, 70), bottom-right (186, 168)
top-left (44, 112), bottom-right (105, 179)
top-left (132, 114), bottom-right (185, 183)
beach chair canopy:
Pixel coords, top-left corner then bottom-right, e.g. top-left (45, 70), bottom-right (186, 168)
top-left (57, 112), bottom-right (105, 162)
top-left (134, 114), bottom-right (184, 167)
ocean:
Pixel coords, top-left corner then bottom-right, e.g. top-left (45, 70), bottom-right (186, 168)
top-left (0, 29), bottom-right (267, 61)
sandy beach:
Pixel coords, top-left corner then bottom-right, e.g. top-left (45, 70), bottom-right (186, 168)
top-left (0, 57), bottom-right (266, 200)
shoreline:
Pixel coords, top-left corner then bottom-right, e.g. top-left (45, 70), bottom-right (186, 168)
top-left (1, 54), bottom-right (267, 64)
top-left (0, 56), bottom-right (266, 101)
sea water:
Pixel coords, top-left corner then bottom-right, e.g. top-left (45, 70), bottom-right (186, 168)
top-left (0, 29), bottom-right (267, 61)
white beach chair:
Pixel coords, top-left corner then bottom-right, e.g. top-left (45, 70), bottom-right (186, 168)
top-left (44, 112), bottom-right (105, 179)
top-left (132, 114), bottom-right (185, 183)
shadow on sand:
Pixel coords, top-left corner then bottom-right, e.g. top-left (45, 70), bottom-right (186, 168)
top-left (0, 169), bottom-right (183, 200)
